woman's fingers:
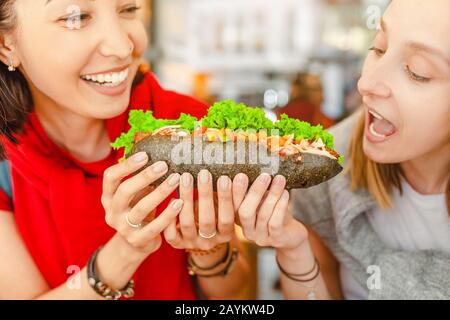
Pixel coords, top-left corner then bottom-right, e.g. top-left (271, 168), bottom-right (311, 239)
top-left (268, 190), bottom-right (290, 239)
top-left (102, 152), bottom-right (149, 208)
top-left (197, 170), bottom-right (217, 237)
top-left (127, 173), bottom-right (181, 225)
top-left (238, 173), bottom-right (272, 239)
top-left (163, 201), bottom-right (184, 248)
top-left (254, 175), bottom-right (286, 244)
top-left (134, 198), bottom-right (184, 245)
top-left (232, 173), bottom-right (249, 211)
top-left (112, 161), bottom-right (168, 213)
top-left (178, 173), bottom-right (197, 240)
top-left (217, 176), bottom-right (234, 237)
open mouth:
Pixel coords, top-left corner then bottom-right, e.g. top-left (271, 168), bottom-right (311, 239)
top-left (80, 68), bottom-right (129, 88)
top-left (368, 109), bottom-right (396, 139)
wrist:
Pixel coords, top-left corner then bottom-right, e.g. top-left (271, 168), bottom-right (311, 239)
top-left (112, 232), bottom-right (149, 263)
top-left (277, 240), bottom-right (315, 274)
top-left (95, 234), bottom-right (145, 290)
top-left (189, 243), bottom-right (228, 269)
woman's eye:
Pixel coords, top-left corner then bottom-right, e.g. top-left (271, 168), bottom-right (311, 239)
top-left (60, 14), bottom-right (91, 28)
top-left (406, 65), bottom-right (431, 83)
top-left (369, 46), bottom-right (386, 57)
top-left (120, 5), bottom-right (142, 17)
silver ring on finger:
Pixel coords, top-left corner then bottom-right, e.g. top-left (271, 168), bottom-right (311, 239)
top-left (125, 213), bottom-right (142, 229)
top-left (198, 230), bottom-right (217, 239)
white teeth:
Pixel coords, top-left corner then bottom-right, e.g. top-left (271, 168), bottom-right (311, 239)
top-left (369, 122), bottom-right (387, 138)
top-left (81, 68), bottom-right (129, 86)
top-left (369, 109), bottom-right (384, 120)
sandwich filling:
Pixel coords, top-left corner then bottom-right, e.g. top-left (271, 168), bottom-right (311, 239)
top-left (112, 100), bottom-right (343, 165)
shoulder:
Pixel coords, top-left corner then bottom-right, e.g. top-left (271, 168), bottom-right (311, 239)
top-left (131, 72), bottom-right (208, 120)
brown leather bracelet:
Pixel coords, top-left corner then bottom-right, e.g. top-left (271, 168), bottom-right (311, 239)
top-left (187, 243), bottom-right (238, 277)
top-left (276, 256), bottom-right (321, 283)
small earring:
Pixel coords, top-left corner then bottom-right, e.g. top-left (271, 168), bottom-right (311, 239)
top-left (7, 53), bottom-right (16, 72)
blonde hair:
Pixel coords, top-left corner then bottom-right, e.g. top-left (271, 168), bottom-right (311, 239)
top-left (347, 111), bottom-right (450, 214)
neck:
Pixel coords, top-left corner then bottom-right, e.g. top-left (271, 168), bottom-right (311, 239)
top-left (400, 143), bottom-right (450, 195)
top-left (34, 103), bottom-right (111, 163)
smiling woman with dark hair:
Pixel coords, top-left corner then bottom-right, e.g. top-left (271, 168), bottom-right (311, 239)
top-left (0, 0), bottom-right (253, 300)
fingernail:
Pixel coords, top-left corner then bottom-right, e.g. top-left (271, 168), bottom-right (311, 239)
top-left (182, 173), bottom-right (192, 187)
top-left (152, 161), bottom-right (167, 173)
top-left (172, 199), bottom-right (184, 210)
top-left (259, 173), bottom-right (271, 185)
top-left (199, 170), bottom-right (210, 184)
top-left (235, 174), bottom-right (247, 186)
top-left (131, 152), bottom-right (147, 163)
top-left (168, 173), bottom-right (180, 186)
top-left (273, 175), bottom-right (286, 186)
top-left (219, 176), bottom-right (230, 191)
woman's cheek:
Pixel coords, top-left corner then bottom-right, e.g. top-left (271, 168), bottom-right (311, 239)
top-left (130, 22), bottom-right (149, 58)
top-left (397, 93), bottom-right (449, 159)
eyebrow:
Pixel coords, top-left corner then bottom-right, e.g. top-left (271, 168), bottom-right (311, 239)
top-left (46, 0), bottom-right (95, 5)
top-left (379, 17), bottom-right (449, 65)
top-left (408, 42), bottom-right (450, 64)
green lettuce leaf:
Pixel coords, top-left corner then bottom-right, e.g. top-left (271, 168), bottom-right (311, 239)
top-left (112, 100), bottom-right (336, 155)
top-left (274, 114), bottom-right (334, 149)
top-left (111, 109), bottom-right (198, 155)
top-left (201, 100), bottom-right (274, 131)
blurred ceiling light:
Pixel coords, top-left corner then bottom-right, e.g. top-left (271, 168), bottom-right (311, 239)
top-left (264, 89), bottom-right (278, 109)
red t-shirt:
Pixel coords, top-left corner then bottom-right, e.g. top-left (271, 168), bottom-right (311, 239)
top-left (0, 72), bottom-right (208, 299)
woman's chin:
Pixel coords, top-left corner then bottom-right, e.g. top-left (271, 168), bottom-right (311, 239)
top-left (362, 136), bottom-right (396, 164)
top-left (86, 99), bottom-right (130, 120)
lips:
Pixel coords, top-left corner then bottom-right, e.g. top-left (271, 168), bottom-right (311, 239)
top-left (80, 67), bottom-right (130, 88)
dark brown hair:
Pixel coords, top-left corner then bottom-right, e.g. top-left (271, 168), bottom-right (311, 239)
top-left (0, 0), bottom-right (33, 160)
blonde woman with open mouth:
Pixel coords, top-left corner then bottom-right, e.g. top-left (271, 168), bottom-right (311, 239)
top-left (234, 0), bottom-right (449, 299)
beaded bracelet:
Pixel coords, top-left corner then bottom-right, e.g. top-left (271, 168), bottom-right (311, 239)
top-left (185, 242), bottom-right (227, 256)
top-left (87, 246), bottom-right (135, 300)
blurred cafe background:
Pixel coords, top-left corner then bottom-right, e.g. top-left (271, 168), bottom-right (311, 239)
top-left (138, 0), bottom-right (390, 299)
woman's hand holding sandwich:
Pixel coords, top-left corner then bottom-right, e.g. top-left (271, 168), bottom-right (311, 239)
top-left (163, 169), bottom-right (236, 253)
top-left (163, 169), bottom-right (250, 299)
top-left (234, 172), bottom-right (308, 254)
top-left (101, 152), bottom-right (183, 257)
top-left (235, 172), bottom-right (334, 299)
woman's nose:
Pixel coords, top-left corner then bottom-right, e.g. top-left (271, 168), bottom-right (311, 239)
top-left (98, 23), bottom-right (133, 60)
top-left (357, 60), bottom-right (391, 99)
